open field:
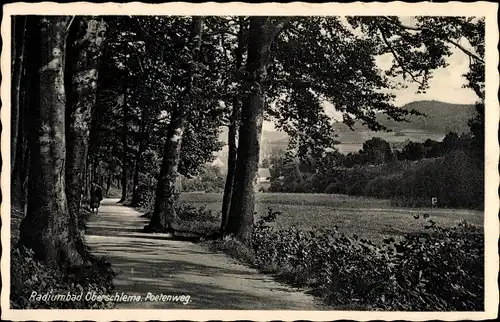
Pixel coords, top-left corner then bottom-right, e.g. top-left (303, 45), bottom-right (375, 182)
top-left (179, 192), bottom-right (483, 243)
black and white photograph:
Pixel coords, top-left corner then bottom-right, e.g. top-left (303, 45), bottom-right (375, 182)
top-left (1, 2), bottom-right (498, 321)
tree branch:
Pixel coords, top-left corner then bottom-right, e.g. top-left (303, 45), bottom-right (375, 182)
top-left (136, 20), bottom-right (172, 49)
top-left (377, 26), bottom-right (425, 87)
top-left (66, 16), bottom-right (76, 34)
top-left (268, 17), bottom-right (292, 41)
top-left (134, 49), bottom-right (144, 73)
top-left (442, 37), bottom-right (484, 64)
top-left (382, 16), bottom-right (485, 64)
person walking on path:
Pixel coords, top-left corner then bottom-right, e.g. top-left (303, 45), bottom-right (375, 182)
top-left (90, 181), bottom-right (104, 215)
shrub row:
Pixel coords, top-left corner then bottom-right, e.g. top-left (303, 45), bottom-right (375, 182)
top-left (271, 150), bottom-right (483, 209)
top-left (251, 212), bottom-right (483, 310)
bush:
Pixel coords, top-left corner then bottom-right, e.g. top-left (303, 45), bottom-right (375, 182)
top-left (251, 210), bottom-right (483, 310)
top-left (10, 246), bottom-right (116, 309)
top-left (177, 204), bottom-right (218, 222)
top-left (134, 172), bottom-right (158, 209)
top-left (363, 175), bottom-right (402, 199)
top-left (182, 165), bottom-right (226, 193)
top-left (274, 150), bottom-right (483, 210)
top-left (324, 181), bottom-right (346, 194)
top-left (10, 203), bottom-right (116, 309)
top-left (206, 236), bottom-right (257, 267)
top-left (175, 204), bottom-right (220, 237)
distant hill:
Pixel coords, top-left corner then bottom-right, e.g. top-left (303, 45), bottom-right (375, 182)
top-left (333, 100), bottom-right (475, 135)
top-left (378, 100), bottom-right (476, 134)
top-left (331, 100), bottom-right (476, 151)
top-left (216, 100), bottom-right (477, 155)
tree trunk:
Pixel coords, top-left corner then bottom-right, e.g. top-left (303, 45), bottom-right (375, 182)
top-left (131, 108), bottom-right (148, 206)
top-left (225, 17), bottom-right (287, 245)
top-left (92, 156), bottom-right (98, 180)
top-left (145, 17), bottom-right (203, 233)
top-left (11, 99), bottom-right (29, 212)
top-left (145, 114), bottom-right (185, 233)
top-left (221, 18), bottom-right (246, 234)
top-left (11, 16), bottom-right (27, 174)
top-left (106, 173), bottom-right (111, 195)
top-left (85, 157), bottom-right (90, 197)
top-left (65, 17), bottom-right (107, 230)
top-left (11, 17), bottom-right (29, 211)
top-left (19, 16), bottom-right (82, 268)
top-left (119, 87), bottom-right (128, 203)
top-left (220, 112), bottom-right (238, 233)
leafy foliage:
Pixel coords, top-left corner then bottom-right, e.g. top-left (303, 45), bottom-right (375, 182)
top-left (360, 137), bottom-right (394, 164)
top-left (90, 16), bottom-right (226, 205)
top-left (11, 246), bottom-right (116, 309)
top-left (269, 132), bottom-right (483, 209)
top-left (11, 203), bottom-right (115, 309)
top-left (252, 211), bottom-right (483, 310)
top-left (182, 165), bottom-right (226, 193)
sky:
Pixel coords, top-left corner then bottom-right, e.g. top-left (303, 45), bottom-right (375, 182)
top-left (375, 48), bottom-right (479, 107)
top-left (317, 47), bottom-right (480, 124)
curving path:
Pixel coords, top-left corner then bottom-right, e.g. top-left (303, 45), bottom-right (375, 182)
top-left (85, 199), bottom-right (326, 309)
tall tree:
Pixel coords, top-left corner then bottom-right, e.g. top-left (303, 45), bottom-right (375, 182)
top-left (360, 137), bottom-right (393, 164)
top-left (19, 16), bottom-right (82, 267)
top-left (131, 103), bottom-right (150, 206)
top-left (118, 85), bottom-right (129, 203)
top-left (224, 16), bottom-right (485, 246)
top-left (224, 17), bottom-right (288, 245)
top-left (220, 17), bottom-right (247, 233)
top-left (145, 17), bottom-right (205, 233)
top-left (11, 16), bottom-right (30, 211)
top-left (65, 17), bottom-right (108, 229)
top-left (462, 18), bottom-right (485, 160)
top-left (11, 16), bottom-right (27, 174)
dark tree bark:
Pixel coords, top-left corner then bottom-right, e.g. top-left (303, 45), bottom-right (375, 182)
top-left (11, 16), bottom-right (26, 174)
top-left (220, 18), bottom-right (246, 234)
top-left (145, 113), bottom-right (185, 232)
top-left (11, 97), bottom-right (29, 213)
top-left (225, 17), bottom-right (288, 245)
top-left (65, 17), bottom-right (107, 229)
top-left (106, 173), bottom-right (111, 195)
top-left (220, 105), bottom-right (239, 233)
top-left (131, 108), bottom-right (148, 206)
top-left (19, 16), bottom-right (83, 268)
top-left (118, 87), bottom-right (129, 203)
top-left (11, 17), bottom-right (29, 211)
top-left (145, 17), bottom-right (203, 233)
top-left (92, 156), bottom-right (98, 180)
top-left (84, 157), bottom-right (90, 197)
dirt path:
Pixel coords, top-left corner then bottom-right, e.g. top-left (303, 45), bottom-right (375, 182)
top-left (85, 199), bottom-right (325, 309)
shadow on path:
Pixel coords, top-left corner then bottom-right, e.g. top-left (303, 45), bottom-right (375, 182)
top-left (85, 199), bottom-right (326, 309)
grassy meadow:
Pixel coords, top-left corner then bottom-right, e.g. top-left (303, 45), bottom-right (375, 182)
top-left (179, 192), bottom-right (483, 243)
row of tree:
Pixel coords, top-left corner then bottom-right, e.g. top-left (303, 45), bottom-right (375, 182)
top-left (264, 128), bottom-right (482, 182)
top-left (344, 131), bottom-right (480, 167)
top-left (11, 15), bottom-right (484, 268)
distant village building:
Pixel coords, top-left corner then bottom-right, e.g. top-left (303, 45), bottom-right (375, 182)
top-left (211, 157), bottom-right (225, 171)
top-left (255, 168), bottom-right (271, 192)
top-left (174, 175), bottom-right (184, 193)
